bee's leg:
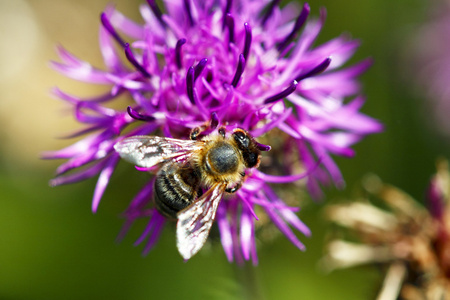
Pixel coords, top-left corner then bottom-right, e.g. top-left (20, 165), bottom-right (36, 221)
top-left (225, 173), bottom-right (245, 193)
top-left (225, 181), bottom-right (243, 193)
top-left (190, 112), bottom-right (220, 140)
top-left (190, 126), bottom-right (207, 140)
top-left (218, 126), bottom-right (226, 138)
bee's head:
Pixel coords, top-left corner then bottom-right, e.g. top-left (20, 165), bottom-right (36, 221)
top-left (231, 129), bottom-right (263, 168)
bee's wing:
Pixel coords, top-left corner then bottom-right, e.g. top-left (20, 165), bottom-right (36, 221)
top-left (114, 136), bottom-right (202, 168)
top-left (176, 183), bottom-right (226, 260)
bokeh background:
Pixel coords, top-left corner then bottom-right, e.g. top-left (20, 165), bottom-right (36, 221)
top-left (0, 0), bottom-right (444, 299)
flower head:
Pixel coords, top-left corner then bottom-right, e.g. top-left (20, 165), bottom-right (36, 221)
top-left (44, 0), bottom-right (381, 262)
top-left (413, 1), bottom-right (450, 137)
top-left (323, 160), bottom-right (450, 298)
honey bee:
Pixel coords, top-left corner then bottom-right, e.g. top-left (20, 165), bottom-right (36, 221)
top-left (114, 123), bottom-right (269, 260)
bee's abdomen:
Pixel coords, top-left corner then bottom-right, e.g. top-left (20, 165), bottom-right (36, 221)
top-left (154, 163), bottom-right (201, 219)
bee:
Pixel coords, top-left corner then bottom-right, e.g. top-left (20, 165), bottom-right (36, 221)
top-left (114, 123), bottom-right (269, 260)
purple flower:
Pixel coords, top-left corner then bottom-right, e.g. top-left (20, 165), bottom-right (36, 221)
top-left (413, 1), bottom-right (450, 137)
top-left (44, 0), bottom-right (381, 263)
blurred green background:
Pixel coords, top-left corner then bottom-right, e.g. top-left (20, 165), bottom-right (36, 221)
top-left (0, 0), bottom-right (444, 299)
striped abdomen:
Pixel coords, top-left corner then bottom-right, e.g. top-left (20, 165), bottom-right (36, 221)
top-left (154, 162), bottom-right (202, 219)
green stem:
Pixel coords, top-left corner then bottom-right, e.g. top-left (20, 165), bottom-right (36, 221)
top-left (233, 262), bottom-right (265, 300)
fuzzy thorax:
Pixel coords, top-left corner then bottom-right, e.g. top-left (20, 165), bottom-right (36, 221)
top-left (191, 133), bottom-right (247, 190)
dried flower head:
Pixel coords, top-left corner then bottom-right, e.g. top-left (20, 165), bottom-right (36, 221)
top-left (44, 0), bottom-right (381, 262)
top-left (323, 160), bottom-right (450, 299)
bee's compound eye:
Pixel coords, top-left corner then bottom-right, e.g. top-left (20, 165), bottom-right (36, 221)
top-left (244, 152), bottom-right (258, 168)
top-left (233, 130), bottom-right (250, 149)
top-left (207, 143), bottom-right (238, 174)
